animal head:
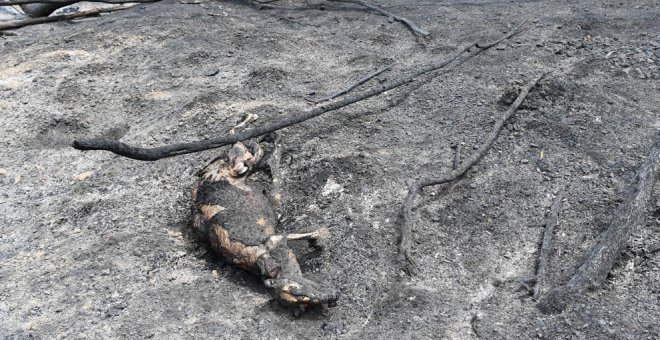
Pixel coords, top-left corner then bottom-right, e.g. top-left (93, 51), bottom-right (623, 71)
top-left (265, 276), bottom-right (339, 307)
top-left (225, 142), bottom-right (257, 177)
top-left (201, 142), bottom-right (261, 181)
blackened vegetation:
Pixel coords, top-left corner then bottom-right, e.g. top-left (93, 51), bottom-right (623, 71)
top-left (399, 72), bottom-right (548, 274)
top-left (306, 64), bottom-right (394, 104)
top-left (72, 21), bottom-right (528, 160)
top-left (251, 0), bottom-right (429, 37)
top-left (537, 132), bottom-right (660, 314)
top-left (533, 191), bottom-right (564, 300)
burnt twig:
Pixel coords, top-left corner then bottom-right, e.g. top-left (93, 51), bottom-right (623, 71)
top-left (451, 143), bottom-right (462, 170)
top-left (533, 191), bottom-right (564, 300)
top-left (307, 64), bottom-right (393, 104)
top-left (329, 0), bottom-right (429, 37)
top-left (400, 72), bottom-right (547, 274)
top-left (537, 132), bottom-right (660, 313)
top-left (73, 21), bottom-right (528, 161)
top-left (0, 3), bottom-right (137, 30)
top-left (382, 20), bottom-right (525, 110)
top-left (251, 0), bottom-right (429, 36)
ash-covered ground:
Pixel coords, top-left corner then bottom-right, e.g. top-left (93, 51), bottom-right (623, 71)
top-left (1, 0), bottom-right (659, 338)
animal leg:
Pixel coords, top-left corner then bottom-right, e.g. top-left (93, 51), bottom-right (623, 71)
top-left (287, 227), bottom-right (330, 249)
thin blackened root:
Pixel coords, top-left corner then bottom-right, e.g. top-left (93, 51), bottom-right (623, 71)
top-left (73, 21), bottom-right (528, 161)
top-left (329, 0), bottom-right (429, 37)
top-left (399, 72), bottom-right (548, 275)
top-left (452, 143), bottom-right (462, 170)
top-left (533, 191), bottom-right (564, 300)
top-left (538, 131), bottom-right (660, 314)
top-left (306, 64), bottom-right (394, 104)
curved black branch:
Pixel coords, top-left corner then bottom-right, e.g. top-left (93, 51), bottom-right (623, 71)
top-left (538, 131), bottom-right (660, 313)
top-left (399, 71), bottom-right (547, 274)
top-left (533, 191), bottom-right (564, 300)
top-left (307, 63), bottom-right (394, 104)
top-left (73, 21), bottom-right (528, 161)
top-left (330, 0), bottom-right (429, 36)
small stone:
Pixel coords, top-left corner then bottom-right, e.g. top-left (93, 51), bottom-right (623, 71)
top-left (106, 307), bottom-right (123, 317)
top-left (521, 159), bottom-right (529, 164)
top-left (469, 183), bottom-right (478, 189)
top-left (322, 321), bottom-right (338, 335)
top-left (203, 68), bottom-right (219, 77)
top-left (646, 242), bottom-right (660, 254)
top-left (75, 171), bottom-right (94, 181)
top-left (490, 276), bottom-right (504, 286)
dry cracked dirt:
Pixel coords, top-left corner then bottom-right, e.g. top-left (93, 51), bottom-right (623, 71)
top-left (1, 0), bottom-right (659, 338)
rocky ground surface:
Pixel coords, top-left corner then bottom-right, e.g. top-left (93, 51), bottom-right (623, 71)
top-left (1, 0), bottom-right (659, 338)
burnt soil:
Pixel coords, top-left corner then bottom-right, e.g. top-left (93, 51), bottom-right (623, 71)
top-left (1, 0), bottom-right (659, 338)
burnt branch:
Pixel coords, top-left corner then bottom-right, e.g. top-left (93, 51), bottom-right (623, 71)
top-left (451, 143), bottom-right (462, 170)
top-left (0, 3), bottom-right (137, 30)
top-left (73, 21), bottom-right (528, 161)
top-left (251, 0), bottom-right (430, 36)
top-left (538, 132), bottom-right (660, 313)
top-left (399, 72), bottom-right (547, 274)
top-left (533, 191), bottom-right (564, 300)
top-left (307, 63), bottom-right (393, 104)
top-left (382, 20), bottom-right (523, 109)
top-left (329, 0), bottom-right (429, 37)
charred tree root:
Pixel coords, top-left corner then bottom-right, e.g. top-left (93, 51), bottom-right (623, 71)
top-left (250, 0), bottom-right (429, 37)
top-left (380, 19), bottom-right (522, 112)
top-left (0, 3), bottom-right (138, 30)
top-left (329, 0), bottom-right (429, 37)
top-left (451, 143), bottom-right (462, 170)
top-left (537, 132), bottom-right (660, 314)
top-left (533, 191), bottom-right (564, 300)
top-left (399, 72), bottom-right (548, 275)
top-left (306, 63), bottom-right (394, 104)
top-left (73, 21), bottom-right (528, 161)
